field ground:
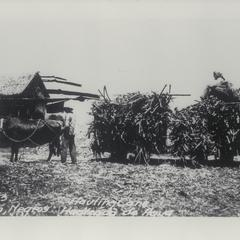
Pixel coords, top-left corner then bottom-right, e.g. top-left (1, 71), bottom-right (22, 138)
top-left (0, 130), bottom-right (240, 216)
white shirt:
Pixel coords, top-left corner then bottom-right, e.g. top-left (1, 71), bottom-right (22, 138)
top-left (64, 112), bottom-right (76, 136)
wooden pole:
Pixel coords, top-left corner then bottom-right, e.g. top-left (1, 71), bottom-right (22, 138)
top-left (42, 79), bottom-right (82, 87)
top-left (47, 89), bottom-right (99, 98)
top-left (41, 75), bottom-right (68, 81)
top-left (168, 94), bottom-right (191, 97)
top-left (0, 96), bottom-right (99, 103)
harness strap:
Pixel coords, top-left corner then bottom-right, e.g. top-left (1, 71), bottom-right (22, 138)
top-left (1, 119), bottom-right (42, 143)
top-left (43, 119), bottom-right (62, 134)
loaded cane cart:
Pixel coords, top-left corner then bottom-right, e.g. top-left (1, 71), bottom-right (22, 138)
top-left (0, 72), bottom-right (99, 162)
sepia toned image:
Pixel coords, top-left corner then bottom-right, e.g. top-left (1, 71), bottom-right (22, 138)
top-left (0, 0), bottom-right (240, 217)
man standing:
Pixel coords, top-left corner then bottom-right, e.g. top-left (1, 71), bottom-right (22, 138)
top-left (61, 107), bottom-right (77, 164)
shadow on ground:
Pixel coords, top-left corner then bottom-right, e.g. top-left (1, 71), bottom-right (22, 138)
top-left (91, 156), bottom-right (240, 168)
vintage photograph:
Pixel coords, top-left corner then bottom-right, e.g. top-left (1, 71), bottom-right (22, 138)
top-left (0, 0), bottom-right (240, 217)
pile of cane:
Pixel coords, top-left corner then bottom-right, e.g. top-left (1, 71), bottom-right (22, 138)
top-left (89, 80), bottom-right (240, 164)
top-left (169, 81), bottom-right (240, 163)
top-left (88, 88), bottom-right (173, 163)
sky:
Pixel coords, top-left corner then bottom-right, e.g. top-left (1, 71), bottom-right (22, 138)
top-left (1, 0), bottom-right (240, 124)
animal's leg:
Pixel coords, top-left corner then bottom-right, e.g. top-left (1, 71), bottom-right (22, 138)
top-left (11, 145), bottom-right (19, 162)
top-left (60, 136), bottom-right (68, 163)
top-left (10, 147), bottom-right (14, 162)
top-left (47, 152), bottom-right (53, 162)
top-left (47, 143), bottom-right (53, 161)
top-left (14, 146), bottom-right (19, 162)
top-left (69, 136), bottom-right (77, 164)
top-left (56, 138), bottom-right (61, 156)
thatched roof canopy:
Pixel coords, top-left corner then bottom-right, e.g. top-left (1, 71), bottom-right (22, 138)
top-left (0, 72), bottom-right (49, 98)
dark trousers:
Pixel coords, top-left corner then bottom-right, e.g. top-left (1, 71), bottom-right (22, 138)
top-left (61, 135), bottom-right (77, 163)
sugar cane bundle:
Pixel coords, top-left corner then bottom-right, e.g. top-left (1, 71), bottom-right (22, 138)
top-left (170, 81), bottom-right (240, 163)
top-left (202, 96), bottom-right (240, 162)
top-left (88, 92), bottom-right (173, 163)
top-left (202, 81), bottom-right (240, 162)
top-left (169, 99), bottom-right (215, 162)
top-left (204, 80), bottom-right (239, 102)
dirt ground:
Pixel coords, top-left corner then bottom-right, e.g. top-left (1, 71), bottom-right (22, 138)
top-left (0, 129), bottom-right (240, 216)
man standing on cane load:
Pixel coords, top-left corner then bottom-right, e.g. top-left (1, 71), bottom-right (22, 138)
top-left (61, 106), bottom-right (77, 164)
